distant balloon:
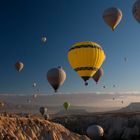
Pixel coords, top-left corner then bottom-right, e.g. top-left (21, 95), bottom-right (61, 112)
top-left (124, 57), bottom-right (127, 62)
top-left (39, 107), bottom-right (47, 116)
top-left (103, 7), bottom-right (122, 30)
top-left (47, 66), bottom-right (66, 92)
top-left (87, 125), bottom-right (104, 139)
top-left (27, 99), bottom-right (31, 103)
top-left (15, 62), bottom-right (24, 72)
top-left (68, 41), bottom-right (106, 86)
top-left (44, 114), bottom-right (50, 120)
top-left (33, 82), bottom-right (37, 88)
top-left (132, 0), bottom-right (140, 23)
top-left (33, 94), bottom-right (37, 99)
top-left (92, 67), bottom-right (104, 84)
top-left (41, 36), bottom-right (47, 43)
top-left (63, 102), bottom-right (70, 111)
top-left (113, 85), bottom-right (116, 88)
top-left (0, 102), bottom-right (4, 108)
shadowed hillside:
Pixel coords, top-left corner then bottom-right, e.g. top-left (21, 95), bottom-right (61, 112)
top-left (53, 112), bottom-right (140, 140)
top-left (118, 102), bottom-right (140, 112)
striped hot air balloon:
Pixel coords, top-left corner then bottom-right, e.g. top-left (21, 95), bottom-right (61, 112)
top-left (68, 41), bottom-right (106, 85)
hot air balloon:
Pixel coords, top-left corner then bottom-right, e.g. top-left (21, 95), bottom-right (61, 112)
top-left (124, 57), bottom-right (127, 62)
top-left (33, 94), bottom-right (37, 99)
top-left (68, 41), bottom-right (106, 86)
top-left (133, 0), bottom-right (140, 23)
top-left (27, 99), bottom-right (31, 103)
top-left (47, 66), bottom-right (66, 92)
top-left (0, 102), bottom-right (4, 108)
top-left (41, 36), bottom-right (47, 43)
top-left (103, 7), bottom-right (122, 31)
top-left (63, 102), bottom-right (70, 111)
top-left (39, 107), bottom-right (47, 116)
top-left (15, 62), bottom-right (24, 72)
top-left (92, 67), bottom-right (104, 84)
top-left (44, 114), bottom-right (50, 120)
top-left (87, 125), bottom-right (104, 139)
top-left (33, 82), bottom-right (37, 88)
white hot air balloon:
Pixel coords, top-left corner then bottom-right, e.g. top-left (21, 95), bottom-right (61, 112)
top-left (33, 94), bottom-right (37, 99)
top-left (41, 36), bottom-right (47, 43)
top-left (87, 125), bottom-right (104, 139)
top-left (33, 82), bottom-right (37, 88)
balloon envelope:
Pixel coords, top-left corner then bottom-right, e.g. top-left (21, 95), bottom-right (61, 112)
top-left (27, 99), bottom-right (31, 103)
top-left (42, 37), bottom-right (47, 43)
top-left (15, 62), bottom-right (24, 72)
top-left (87, 125), bottom-right (104, 139)
top-left (0, 102), bottom-right (4, 108)
top-left (63, 102), bottom-right (70, 111)
top-left (92, 67), bottom-right (104, 83)
top-left (133, 0), bottom-right (140, 23)
top-left (103, 7), bottom-right (122, 30)
top-left (33, 83), bottom-right (37, 88)
top-left (68, 41), bottom-right (105, 85)
top-left (39, 107), bottom-right (47, 116)
top-left (33, 94), bottom-right (37, 99)
top-left (47, 66), bottom-right (66, 92)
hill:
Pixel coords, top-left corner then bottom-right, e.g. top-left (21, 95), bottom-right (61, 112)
top-left (118, 102), bottom-right (140, 112)
top-left (0, 115), bottom-right (90, 140)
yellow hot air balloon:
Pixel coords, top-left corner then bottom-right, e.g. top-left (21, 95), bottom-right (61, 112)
top-left (103, 7), bottom-right (122, 31)
top-left (68, 41), bottom-right (106, 85)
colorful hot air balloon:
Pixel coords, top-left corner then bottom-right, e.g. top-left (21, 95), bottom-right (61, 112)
top-left (92, 67), bottom-right (104, 84)
top-left (47, 66), bottom-right (66, 92)
top-left (39, 107), bottom-right (47, 116)
top-left (132, 0), bottom-right (140, 23)
top-left (68, 41), bottom-right (105, 85)
top-left (103, 7), bottom-right (122, 31)
top-left (63, 102), bottom-right (70, 111)
top-left (15, 62), bottom-right (24, 72)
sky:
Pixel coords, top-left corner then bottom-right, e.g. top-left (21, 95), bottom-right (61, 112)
top-left (0, 0), bottom-right (140, 94)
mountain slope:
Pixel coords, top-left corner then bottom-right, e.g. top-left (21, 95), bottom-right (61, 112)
top-left (0, 116), bottom-right (90, 140)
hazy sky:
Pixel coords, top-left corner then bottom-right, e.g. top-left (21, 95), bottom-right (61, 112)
top-left (0, 0), bottom-right (140, 94)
